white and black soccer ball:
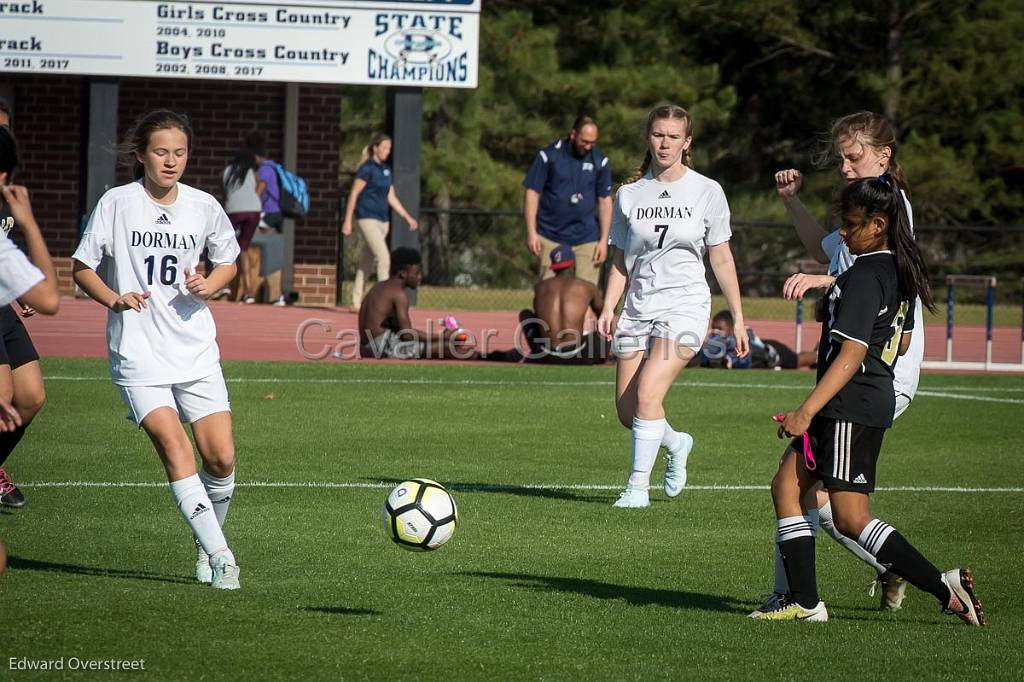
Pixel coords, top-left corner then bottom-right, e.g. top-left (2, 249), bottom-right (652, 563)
top-left (382, 479), bottom-right (459, 551)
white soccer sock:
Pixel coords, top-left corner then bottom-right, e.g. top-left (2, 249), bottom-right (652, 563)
top-left (626, 417), bottom-right (665, 489)
top-left (170, 474), bottom-right (233, 563)
top-left (773, 512), bottom-right (818, 593)
top-left (199, 468), bottom-right (235, 529)
top-left (820, 500), bottom-right (888, 576)
top-left (661, 421), bottom-right (681, 452)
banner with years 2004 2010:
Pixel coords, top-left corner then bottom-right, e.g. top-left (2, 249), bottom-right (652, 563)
top-left (0, 0), bottom-right (479, 88)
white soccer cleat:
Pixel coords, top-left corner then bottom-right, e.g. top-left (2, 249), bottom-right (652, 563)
top-left (195, 539), bottom-right (212, 584)
top-left (210, 552), bottom-right (241, 590)
top-left (941, 568), bottom-right (985, 626)
top-left (612, 487), bottom-right (650, 508)
top-left (663, 433), bottom-right (694, 497)
top-left (748, 595), bottom-right (828, 622)
top-left (867, 572), bottom-right (908, 611)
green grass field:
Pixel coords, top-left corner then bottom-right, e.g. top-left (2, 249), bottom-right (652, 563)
top-left (3, 359), bottom-right (1023, 680)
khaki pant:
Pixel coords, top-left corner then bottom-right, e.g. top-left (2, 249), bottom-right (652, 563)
top-left (537, 234), bottom-right (601, 284)
top-left (239, 245), bottom-right (281, 302)
top-left (352, 218), bottom-right (390, 308)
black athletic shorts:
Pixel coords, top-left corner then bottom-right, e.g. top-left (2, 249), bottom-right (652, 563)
top-left (0, 305), bottom-right (40, 369)
top-left (790, 416), bottom-right (886, 493)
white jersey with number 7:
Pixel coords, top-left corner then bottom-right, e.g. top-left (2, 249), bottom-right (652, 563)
top-left (610, 169), bottom-right (732, 320)
top-left (73, 180), bottom-right (240, 387)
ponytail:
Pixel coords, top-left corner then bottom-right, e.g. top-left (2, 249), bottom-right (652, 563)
top-left (360, 132), bottom-right (390, 165)
top-left (887, 158), bottom-right (910, 198)
top-left (888, 178), bottom-right (933, 311)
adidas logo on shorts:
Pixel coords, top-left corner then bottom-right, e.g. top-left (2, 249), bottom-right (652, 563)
top-left (853, 473), bottom-right (868, 484)
top-left (155, 213), bottom-right (171, 225)
top-left (658, 190), bottom-right (671, 199)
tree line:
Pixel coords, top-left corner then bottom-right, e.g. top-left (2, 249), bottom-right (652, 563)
top-left (339, 1), bottom-right (1023, 292)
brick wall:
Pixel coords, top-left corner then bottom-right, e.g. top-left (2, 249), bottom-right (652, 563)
top-left (5, 75), bottom-right (83, 263)
top-left (2, 75), bottom-right (340, 305)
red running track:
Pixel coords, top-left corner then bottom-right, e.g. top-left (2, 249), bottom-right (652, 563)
top-left (22, 298), bottom-right (1024, 368)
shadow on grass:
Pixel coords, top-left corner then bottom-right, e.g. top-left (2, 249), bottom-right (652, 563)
top-left (301, 606), bottom-right (382, 616)
top-left (365, 476), bottom-right (612, 505)
top-left (463, 571), bottom-right (747, 614)
top-left (8, 556), bottom-right (194, 585)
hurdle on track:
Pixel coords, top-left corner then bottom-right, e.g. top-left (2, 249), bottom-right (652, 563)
top-left (920, 274), bottom-right (1024, 372)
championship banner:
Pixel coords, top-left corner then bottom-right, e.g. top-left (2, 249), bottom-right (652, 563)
top-left (0, 0), bottom-right (480, 87)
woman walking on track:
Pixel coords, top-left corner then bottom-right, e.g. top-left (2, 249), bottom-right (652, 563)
top-left (73, 110), bottom-right (242, 589)
top-left (751, 176), bottom-right (983, 626)
top-left (752, 112), bottom-right (925, 616)
top-left (598, 104), bottom-right (747, 509)
top-left (222, 143), bottom-right (265, 304)
top-left (341, 132), bottom-right (418, 311)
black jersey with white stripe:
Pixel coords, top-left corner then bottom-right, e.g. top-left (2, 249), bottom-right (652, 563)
top-left (816, 251), bottom-right (915, 428)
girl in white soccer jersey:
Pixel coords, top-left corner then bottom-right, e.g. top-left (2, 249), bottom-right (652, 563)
top-left (598, 104), bottom-right (747, 508)
top-left (751, 112), bottom-right (923, 616)
top-left (72, 111), bottom-right (242, 590)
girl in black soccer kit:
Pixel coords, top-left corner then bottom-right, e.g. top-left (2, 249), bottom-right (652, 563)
top-left (753, 177), bottom-right (985, 625)
top-left (0, 125), bottom-right (59, 508)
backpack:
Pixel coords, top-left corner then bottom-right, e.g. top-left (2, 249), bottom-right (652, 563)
top-left (268, 161), bottom-right (309, 219)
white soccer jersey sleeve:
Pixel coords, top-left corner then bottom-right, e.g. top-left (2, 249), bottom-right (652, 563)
top-left (703, 185), bottom-right (732, 246)
top-left (73, 182), bottom-right (241, 386)
top-left (0, 231), bottom-right (44, 307)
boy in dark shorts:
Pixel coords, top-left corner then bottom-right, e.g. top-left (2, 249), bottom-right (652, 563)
top-left (753, 177), bottom-right (984, 625)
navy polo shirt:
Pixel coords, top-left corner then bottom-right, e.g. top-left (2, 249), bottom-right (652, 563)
top-left (355, 159), bottom-right (393, 221)
top-left (523, 139), bottom-right (612, 245)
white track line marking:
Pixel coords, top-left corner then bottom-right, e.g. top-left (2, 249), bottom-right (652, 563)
top-left (915, 390), bottom-right (1024, 405)
top-left (44, 375), bottom-right (1024, 403)
top-left (18, 481), bottom-right (1024, 493)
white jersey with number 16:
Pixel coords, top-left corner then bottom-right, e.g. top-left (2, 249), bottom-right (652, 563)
top-left (73, 181), bottom-right (240, 387)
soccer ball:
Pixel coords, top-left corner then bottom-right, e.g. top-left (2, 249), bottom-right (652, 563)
top-left (382, 479), bottom-right (458, 551)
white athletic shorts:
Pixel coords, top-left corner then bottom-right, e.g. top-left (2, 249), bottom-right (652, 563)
top-left (893, 392), bottom-right (913, 420)
top-left (118, 371), bottom-right (231, 426)
top-left (613, 311), bottom-right (709, 355)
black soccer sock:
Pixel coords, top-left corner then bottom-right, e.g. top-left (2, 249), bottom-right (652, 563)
top-left (777, 515), bottom-right (819, 609)
top-left (0, 425), bottom-right (27, 468)
top-left (857, 518), bottom-right (950, 604)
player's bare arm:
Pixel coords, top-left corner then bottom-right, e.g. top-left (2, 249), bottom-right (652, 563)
top-left (775, 169), bottom-right (829, 263)
top-left (184, 263), bottom-right (237, 300)
top-left (598, 247), bottom-right (627, 340)
top-left (778, 340), bottom-right (867, 438)
top-left (73, 259), bottom-right (151, 313)
top-left (4, 184), bottom-right (59, 315)
top-left (708, 242), bottom-right (748, 358)
top-left (783, 272), bottom-right (835, 301)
